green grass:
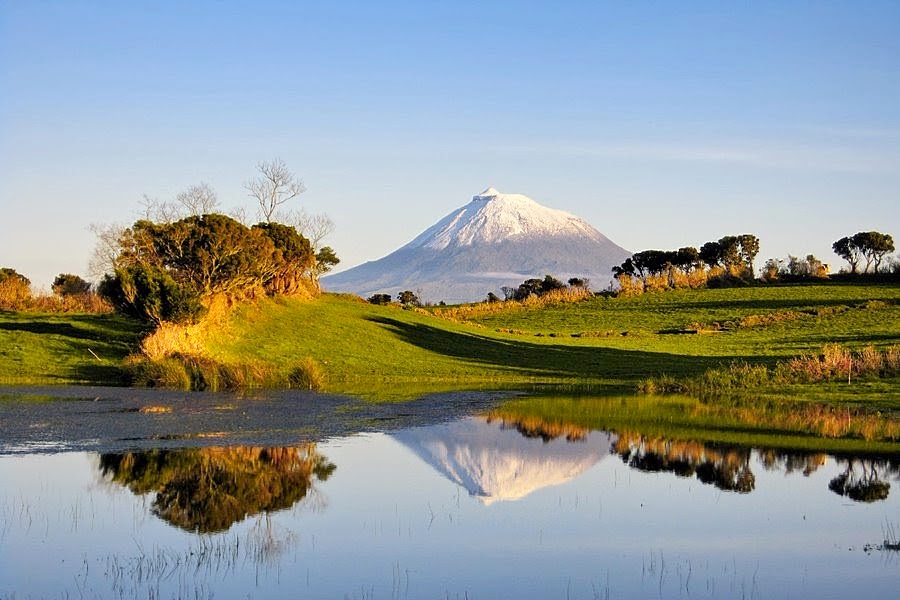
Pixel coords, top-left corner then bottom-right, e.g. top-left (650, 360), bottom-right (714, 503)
top-left (2, 281), bottom-right (898, 407)
top-left (490, 393), bottom-right (900, 453)
top-left (0, 310), bottom-right (145, 385)
top-left (200, 282), bottom-right (899, 401)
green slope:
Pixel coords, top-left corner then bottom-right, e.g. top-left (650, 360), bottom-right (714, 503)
top-left (197, 282), bottom-right (900, 399)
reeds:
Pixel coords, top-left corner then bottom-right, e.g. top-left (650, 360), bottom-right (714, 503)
top-left (126, 353), bottom-right (326, 391)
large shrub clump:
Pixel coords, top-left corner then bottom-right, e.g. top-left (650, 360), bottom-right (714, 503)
top-left (99, 214), bottom-right (316, 324)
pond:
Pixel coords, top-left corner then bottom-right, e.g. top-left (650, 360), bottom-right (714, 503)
top-left (0, 386), bottom-right (898, 599)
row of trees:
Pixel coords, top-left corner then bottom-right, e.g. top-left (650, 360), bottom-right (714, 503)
top-left (612, 230), bottom-right (895, 294)
top-left (832, 231), bottom-right (894, 274)
top-left (611, 234), bottom-right (760, 293)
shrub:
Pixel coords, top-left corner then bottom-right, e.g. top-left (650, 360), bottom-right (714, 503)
top-left (0, 268), bottom-right (32, 310)
top-left (52, 273), bottom-right (91, 297)
top-left (288, 357), bottom-right (326, 390)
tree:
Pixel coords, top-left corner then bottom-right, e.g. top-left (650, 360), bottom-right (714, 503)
top-left (175, 182), bottom-right (218, 216)
top-left (567, 277), bottom-right (589, 290)
top-left (486, 291), bottom-right (501, 303)
top-left (291, 210), bottom-right (335, 251)
top-left (717, 236), bottom-right (742, 270)
top-left (611, 257), bottom-right (636, 278)
top-left (674, 247), bottom-right (700, 272)
top-left (853, 231), bottom-right (894, 273)
top-left (246, 158), bottom-right (306, 223)
top-left (737, 234), bottom-right (760, 276)
top-left (833, 236), bottom-right (863, 273)
top-left (699, 241), bottom-right (722, 268)
top-left (367, 293), bottom-right (392, 305)
top-left (397, 290), bottom-right (420, 306)
top-left (313, 246), bottom-right (340, 279)
top-left (52, 274), bottom-right (91, 297)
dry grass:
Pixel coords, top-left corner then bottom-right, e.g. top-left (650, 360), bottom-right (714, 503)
top-left (430, 286), bottom-right (592, 323)
top-left (0, 281), bottom-right (111, 313)
top-left (778, 344), bottom-right (900, 383)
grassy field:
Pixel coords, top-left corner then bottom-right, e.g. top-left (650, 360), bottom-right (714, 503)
top-left (0, 311), bottom-right (145, 385)
top-left (2, 281), bottom-right (898, 402)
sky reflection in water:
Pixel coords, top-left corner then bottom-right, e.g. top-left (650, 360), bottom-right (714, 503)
top-left (1, 407), bottom-right (898, 599)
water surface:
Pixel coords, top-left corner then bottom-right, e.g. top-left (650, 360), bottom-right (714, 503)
top-left (1, 387), bottom-right (897, 599)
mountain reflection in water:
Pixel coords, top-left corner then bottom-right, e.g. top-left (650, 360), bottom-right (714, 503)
top-left (99, 445), bottom-right (335, 532)
top-left (98, 418), bottom-right (898, 536)
top-left (391, 415), bottom-right (614, 505)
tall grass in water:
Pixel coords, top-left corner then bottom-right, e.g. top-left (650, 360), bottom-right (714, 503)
top-left (127, 353), bottom-right (325, 391)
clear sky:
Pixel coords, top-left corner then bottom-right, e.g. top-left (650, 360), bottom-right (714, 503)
top-left (2, 0), bottom-right (898, 289)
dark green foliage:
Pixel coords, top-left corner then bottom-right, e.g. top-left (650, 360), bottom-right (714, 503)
top-left (102, 213), bottom-right (320, 322)
top-left (674, 247), bottom-right (700, 271)
top-left (99, 266), bottom-right (204, 325)
top-left (486, 292), bottom-right (501, 303)
top-left (611, 257), bottom-right (636, 277)
top-left (833, 231), bottom-right (893, 274)
top-left (367, 293), bottom-right (392, 305)
top-left (511, 275), bottom-right (566, 300)
top-left (52, 273), bottom-right (91, 297)
top-left (252, 221), bottom-right (316, 293)
top-left (855, 231), bottom-right (894, 273)
top-left (314, 245), bottom-right (340, 277)
top-left (699, 241), bottom-right (722, 268)
top-left (397, 290), bottom-right (420, 306)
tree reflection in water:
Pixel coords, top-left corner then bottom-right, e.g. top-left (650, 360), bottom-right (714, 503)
top-left (486, 409), bottom-right (900, 500)
top-left (828, 458), bottom-right (892, 503)
top-left (614, 433), bottom-right (756, 493)
top-left (99, 445), bottom-right (336, 532)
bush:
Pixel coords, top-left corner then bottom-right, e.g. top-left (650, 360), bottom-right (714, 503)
top-left (0, 268), bottom-right (31, 310)
top-left (288, 357), bottom-right (326, 390)
top-left (52, 273), bottom-right (91, 297)
top-left (99, 266), bottom-right (205, 325)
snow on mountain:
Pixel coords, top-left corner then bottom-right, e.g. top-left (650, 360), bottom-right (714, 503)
top-left (391, 416), bottom-right (614, 505)
top-left (323, 187), bottom-right (631, 303)
top-left (406, 187), bottom-right (604, 251)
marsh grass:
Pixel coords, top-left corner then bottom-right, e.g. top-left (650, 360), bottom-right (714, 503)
top-left (126, 353), bottom-right (326, 391)
top-left (641, 344), bottom-right (900, 404)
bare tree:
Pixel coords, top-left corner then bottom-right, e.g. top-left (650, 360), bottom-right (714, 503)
top-left (289, 209), bottom-right (335, 250)
top-left (139, 194), bottom-right (179, 224)
top-left (88, 222), bottom-right (126, 280)
top-left (176, 182), bottom-right (219, 216)
top-left (245, 158), bottom-right (306, 223)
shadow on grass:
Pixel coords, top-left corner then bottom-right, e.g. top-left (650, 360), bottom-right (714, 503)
top-left (0, 314), bottom-right (144, 344)
top-left (369, 316), bottom-right (752, 381)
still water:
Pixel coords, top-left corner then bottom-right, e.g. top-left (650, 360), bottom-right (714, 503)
top-left (0, 388), bottom-right (897, 599)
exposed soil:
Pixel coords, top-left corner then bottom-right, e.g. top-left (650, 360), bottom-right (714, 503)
top-left (0, 385), bottom-right (513, 454)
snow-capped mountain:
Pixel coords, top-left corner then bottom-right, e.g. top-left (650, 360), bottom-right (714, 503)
top-left (391, 416), bottom-right (614, 505)
top-left (323, 187), bottom-right (631, 303)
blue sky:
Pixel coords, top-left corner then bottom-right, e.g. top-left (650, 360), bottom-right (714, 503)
top-left (2, 1), bottom-right (899, 289)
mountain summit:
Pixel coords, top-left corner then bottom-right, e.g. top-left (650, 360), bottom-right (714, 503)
top-left (323, 188), bottom-right (630, 303)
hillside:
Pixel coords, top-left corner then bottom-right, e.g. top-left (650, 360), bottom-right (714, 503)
top-left (201, 282), bottom-right (900, 400)
top-left (3, 282), bottom-right (899, 407)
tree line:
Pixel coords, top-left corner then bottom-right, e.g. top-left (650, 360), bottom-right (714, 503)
top-left (610, 230), bottom-right (895, 295)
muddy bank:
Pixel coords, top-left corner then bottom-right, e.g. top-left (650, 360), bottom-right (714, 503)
top-left (0, 385), bottom-right (514, 454)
